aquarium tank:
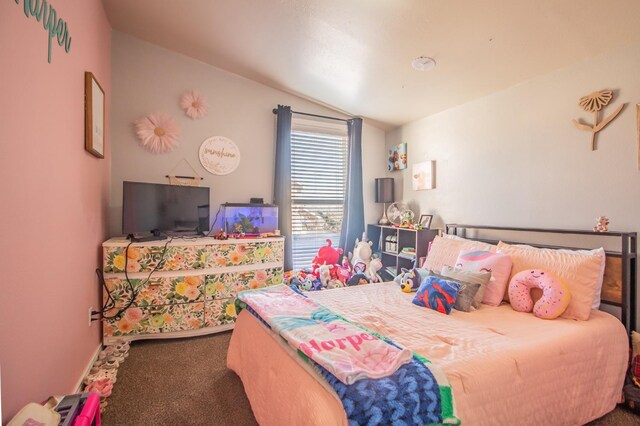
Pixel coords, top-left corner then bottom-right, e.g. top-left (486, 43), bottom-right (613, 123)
top-left (223, 203), bottom-right (278, 235)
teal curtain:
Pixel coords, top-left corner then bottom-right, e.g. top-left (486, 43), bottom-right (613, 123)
top-left (339, 118), bottom-right (365, 252)
top-left (273, 105), bottom-right (293, 270)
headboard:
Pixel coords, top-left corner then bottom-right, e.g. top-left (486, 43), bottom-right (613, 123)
top-left (445, 224), bottom-right (637, 335)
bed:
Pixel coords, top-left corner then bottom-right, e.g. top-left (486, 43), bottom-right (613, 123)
top-left (227, 225), bottom-right (636, 425)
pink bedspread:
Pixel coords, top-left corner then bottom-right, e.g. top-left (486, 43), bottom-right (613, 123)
top-left (227, 282), bottom-right (628, 425)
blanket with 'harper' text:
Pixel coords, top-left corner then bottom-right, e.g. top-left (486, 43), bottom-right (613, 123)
top-left (236, 285), bottom-right (460, 425)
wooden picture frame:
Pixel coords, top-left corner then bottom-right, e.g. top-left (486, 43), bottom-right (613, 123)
top-left (419, 214), bottom-right (433, 229)
top-left (85, 72), bottom-right (105, 158)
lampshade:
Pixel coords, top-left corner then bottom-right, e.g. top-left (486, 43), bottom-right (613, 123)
top-left (375, 178), bottom-right (394, 203)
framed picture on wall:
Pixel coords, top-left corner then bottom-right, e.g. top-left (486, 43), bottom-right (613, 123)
top-left (412, 160), bottom-right (435, 190)
top-left (388, 143), bottom-right (407, 171)
top-left (419, 214), bottom-right (433, 229)
top-left (84, 72), bottom-right (105, 158)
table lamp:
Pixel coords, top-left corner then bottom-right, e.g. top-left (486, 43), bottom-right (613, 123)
top-left (375, 178), bottom-right (394, 225)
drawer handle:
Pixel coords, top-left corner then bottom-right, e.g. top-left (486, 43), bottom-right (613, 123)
top-left (148, 308), bottom-right (163, 315)
top-left (239, 272), bottom-right (253, 277)
top-left (147, 282), bottom-right (162, 287)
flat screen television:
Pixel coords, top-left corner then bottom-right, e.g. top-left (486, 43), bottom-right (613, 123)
top-left (122, 181), bottom-right (210, 236)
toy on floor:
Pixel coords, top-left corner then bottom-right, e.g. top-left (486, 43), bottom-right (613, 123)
top-left (366, 257), bottom-right (383, 283)
top-left (83, 341), bottom-right (131, 410)
top-left (336, 256), bottom-right (352, 284)
top-left (350, 234), bottom-right (373, 274)
top-left (318, 264), bottom-right (334, 287)
top-left (593, 216), bottom-right (609, 232)
top-left (347, 273), bottom-right (370, 286)
top-left (311, 240), bottom-right (343, 279)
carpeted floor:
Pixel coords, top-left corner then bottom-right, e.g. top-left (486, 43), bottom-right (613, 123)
top-left (103, 332), bottom-right (640, 425)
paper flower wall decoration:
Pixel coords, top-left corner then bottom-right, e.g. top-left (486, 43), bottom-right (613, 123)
top-left (572, 90), bottom-right (625, 151)
top-left (133, 112), bottom-right (180, 154)
top-left (180, 90), bottom-right (208, 119)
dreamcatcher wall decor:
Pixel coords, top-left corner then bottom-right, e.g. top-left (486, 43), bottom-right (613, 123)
top-left (133, 112), bottom-right (180, 154)
top-left (572, 90), bottom-right (625, 151)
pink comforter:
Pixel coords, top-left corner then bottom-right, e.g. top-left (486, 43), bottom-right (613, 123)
top-left (228, 282), bottom-right (628, 425)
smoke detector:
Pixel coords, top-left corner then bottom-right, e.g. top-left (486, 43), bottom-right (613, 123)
top-left (411, 56), bottom-right (436, 71)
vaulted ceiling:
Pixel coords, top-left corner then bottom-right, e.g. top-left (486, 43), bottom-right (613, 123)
top-left (103, 0), bottom-right (640, 129)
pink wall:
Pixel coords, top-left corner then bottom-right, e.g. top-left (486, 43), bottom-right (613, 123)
top-left (0, 0), bottom-right (111, 422)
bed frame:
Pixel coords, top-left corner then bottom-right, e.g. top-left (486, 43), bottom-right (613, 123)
top-left (444, 224), bottom-right (637, 335)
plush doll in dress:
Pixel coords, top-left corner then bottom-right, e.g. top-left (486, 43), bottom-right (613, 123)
top-left (366, 257), bottom-right (383, 283)
top-left (336, 256), bottom-right (352, 284)
top-left (350, 235), bottom-right (373, 274)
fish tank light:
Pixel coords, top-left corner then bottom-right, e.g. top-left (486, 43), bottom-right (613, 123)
top-left (223, 203), bottom-right (278, 236)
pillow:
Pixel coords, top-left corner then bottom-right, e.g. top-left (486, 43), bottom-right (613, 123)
top-left (440, 266), bottom-right (492, 309)
top-left (504, 244), bottom-right (606, 309)
top-left (452, 281), bottom-right (481, 312)
top-left (419, 269), bottom-right (481, 312)
top-left (423, 235), bottom-right (496, 272)
top-left (497, 241), bottom-right (602, 321)
top-left (412, 276), bottom-right (460, 314)
top-left (456, 250), bottom-right (513, 306)
top-left (508, 269), bottom-right (571, 319)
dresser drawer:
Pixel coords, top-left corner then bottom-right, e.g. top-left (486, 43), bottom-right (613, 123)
top-left (205, 240), bottom-right (284, 268)
top-left (204, 267), bottom-right (283, 300)
top-left (103, 245), bottom-right (208, 273)
top-left (204, 299), bottom-right (237, 327)
top-left (103, 302), bottom-right (204, 337)
top-left (104, 275), bottom-right (204, 306)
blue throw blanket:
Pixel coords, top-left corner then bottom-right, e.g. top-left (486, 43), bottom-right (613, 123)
top-left (236, 285), bottom-right (460, 425)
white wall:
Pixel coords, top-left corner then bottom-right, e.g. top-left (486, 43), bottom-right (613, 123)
top-left (386, 42), bottom-right (640, 233)
top-left (110, 32), bottom-right (386, 237)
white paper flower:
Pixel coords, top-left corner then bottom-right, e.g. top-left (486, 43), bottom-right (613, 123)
top-left (180, 90), bottom-right (208, 119)
top-left (133, 112), bottom-right (180, 154)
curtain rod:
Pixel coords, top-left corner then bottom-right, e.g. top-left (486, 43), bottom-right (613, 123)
top-left (272, 108), bottom-right (349, 123)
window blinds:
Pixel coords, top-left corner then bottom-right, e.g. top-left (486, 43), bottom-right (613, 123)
top-left (290, 118), bottom-right (348, 270)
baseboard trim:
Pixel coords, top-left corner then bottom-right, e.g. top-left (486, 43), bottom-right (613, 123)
top-left (73, 343), bottom-right (102, 393)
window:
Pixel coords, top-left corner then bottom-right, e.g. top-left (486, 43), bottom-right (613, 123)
top-left (290, 117), bottom-right (348, 270)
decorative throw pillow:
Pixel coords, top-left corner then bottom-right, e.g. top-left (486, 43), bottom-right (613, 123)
top-left (508, 269), bottom-right (571, 319)
top-left (504, 244), bottom-right (606, 309)
top-left (418, 269), bottom-right (481, 312)
top-left (455, 250), bottom-right (513, 306)
top-left (440, 266), bottom-right (492, 309)
top-left (412, 276), bottom-right (460, 314)
top-left (422, 236), bottom-right (496, 273)
top-left (497, 241), bottom-right (602, 321)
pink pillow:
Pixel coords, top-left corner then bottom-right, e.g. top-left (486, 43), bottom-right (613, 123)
top-left (497, 242), bottom-right (602, 321)
top-left (423, 236), bottom-right (496, 272)
top-left (456, 250), bottom-right (513, 306)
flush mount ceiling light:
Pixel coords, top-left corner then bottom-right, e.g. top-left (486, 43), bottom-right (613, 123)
top-left (411, 56), bottom-right (436, 71)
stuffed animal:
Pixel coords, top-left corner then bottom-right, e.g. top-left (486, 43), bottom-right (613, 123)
top-left (312, 277), bottom-right (324, 291)
top-left (318, 264), bottom-right (334, 288)
top-left (311, 239), bottom-right (343, 278)
top-left (400, 268), bottom-right (429, 293)
top-left (366, 257), bottom-right (383, 283)
top-left (336, 256), bottom-right (352, 284)
top-left (347, 273), bottom-right (370, 286)
top-left (326, 279), bottom-right (344, 289)
top-left (593, 216), bottom-right (610, 232)
top-left (292, 275), bottom-right (314, 291)
top-left (350, 234), bottom-right (373, 274)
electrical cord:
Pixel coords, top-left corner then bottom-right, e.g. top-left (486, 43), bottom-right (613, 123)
top-left (94, 237), bottom-right (173, 321)
top-left (205, 205), bottom-right (223, 237)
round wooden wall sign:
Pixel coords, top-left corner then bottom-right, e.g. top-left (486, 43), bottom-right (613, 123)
top-left (198, 136), bottom-right (241, 175)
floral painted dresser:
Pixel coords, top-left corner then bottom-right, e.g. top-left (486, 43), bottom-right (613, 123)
top-left (101, 236), bottom-right (284, 344)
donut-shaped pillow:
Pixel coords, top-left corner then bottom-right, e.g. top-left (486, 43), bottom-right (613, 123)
top-left (508, 269), bottom-right (571, 319)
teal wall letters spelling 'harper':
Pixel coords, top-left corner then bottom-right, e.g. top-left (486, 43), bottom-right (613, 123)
top-left (14, 0), bottom-right (72, 63)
